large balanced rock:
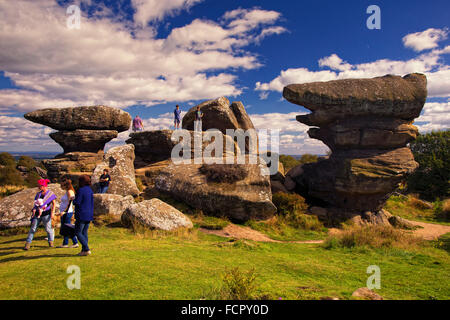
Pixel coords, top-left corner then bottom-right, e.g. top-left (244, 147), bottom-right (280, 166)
top-left (50, 130), bottom-right (118, 154)
top-left (0, 184), bottom-right (65, 229)
top-left (93, 194), bottom-right (135, 217)
top-left (122, 198), bottom-right (193, 231)
top-left (24, 106), bottom-right (131, 155)
top-left (91, 144), bottom-right (139, 196)
top-left (155, 159), bottom-right (276, 222)
top-left (127, 129), bottom-right (240, 166)
top-left (283, 73), bottom-right (427, 214)
top-left (24, 106), bottom-right (131, 132)
top-left (182, 97), bottom-right (257, 153)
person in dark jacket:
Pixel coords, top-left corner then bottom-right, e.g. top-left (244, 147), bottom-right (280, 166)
top-left (74, 175), bottom-right (94, 256)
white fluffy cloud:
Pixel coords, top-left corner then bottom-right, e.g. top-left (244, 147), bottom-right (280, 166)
top-left (415, 101), bottom-right (450, 132)
top-left (403, 28), bottom-right (448, 52)
top-left (131, 0), bottom-right (203, 26)
top-left (0, 1), bottom-right (285, 113)
top-left (255, 45), bottom-right (450, 98)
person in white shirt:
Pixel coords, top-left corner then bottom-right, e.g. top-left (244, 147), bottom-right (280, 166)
top-left (56, 179), bottom-right (78, 248)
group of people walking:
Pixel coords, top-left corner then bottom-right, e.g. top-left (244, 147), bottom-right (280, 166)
top-left (24, 176), bottom-right (94, 256)
top-left (132, 105), bottom-right (203, 132)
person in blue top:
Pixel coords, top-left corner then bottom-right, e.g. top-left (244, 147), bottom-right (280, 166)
top-left (174, 105), bottom-right (181, 130)
top-left (73, 175), bottom-right (94, 256)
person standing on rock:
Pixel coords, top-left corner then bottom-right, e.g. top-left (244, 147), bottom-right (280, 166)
top-left (132, 115), bottom-right (144, 132)
top-left (194, 106), bottom-right (203, 132)
top-left (56, 179), bottom-right (78, 249)
top-left (74, 175), bottom-right (94, 256)
top-left (24, 179), bottom-right (56, 250)
top-left (98, 168), bottom-right (111, 194)
top-left (174, 105), bottom-right (182, 130)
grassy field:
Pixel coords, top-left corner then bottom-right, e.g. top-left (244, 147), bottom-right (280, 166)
top-left (0, 222), bottom-right (448, 300)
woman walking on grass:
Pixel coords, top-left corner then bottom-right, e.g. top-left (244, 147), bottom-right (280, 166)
top-left (56, 179), bottom-right (78, 249)
top-left (24, 179), bottom-right (56, 250)
top-left (74, 175), bottom-right (94, 256)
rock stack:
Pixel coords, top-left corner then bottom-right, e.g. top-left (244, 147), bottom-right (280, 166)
top-left (24, 106), bottom-right (131, 181)
top-left (182, 97), bottom-right (257, 153)
top-left (283, 73), bottom-right (427, 215)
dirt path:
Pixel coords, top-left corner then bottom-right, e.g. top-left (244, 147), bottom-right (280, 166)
top-left (199, 219), bottom-right (450, 243)
top-left (200, 224), bottom-right (323, 244)
top-left (407, 220), bottom-right (450, 240)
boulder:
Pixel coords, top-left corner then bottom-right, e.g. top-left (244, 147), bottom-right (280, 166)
top-left (126, 129), bottom-right (240, 165)
top-left (92, 145), bottom-right (140, 196)
top-left (182, 97), bottom-right (256, 152)
top-left (122, 198), bottom-right (193, 231)
top-left (0, 184), bottom-right (65, 229)
top-left (24, 106), bottom-right (131, 132)
top-left (155, 159), bottom-right (276, 222)
top-left (352, 288), bottom-right (383, 300)
top-left (271, 180), bottom-right (289, 194)
top-left (388, 215), bottom-right (416, 229)
top-left (49, 130), bottom-right (118, 153)
top-left (283, 73), bottom-right (427, 217)
top-left (43, 152), bottom-right (104, 182)
top-left (93, 194), bottom-right (135, 217)
top-left (33, 166), bottom-right (48, 179)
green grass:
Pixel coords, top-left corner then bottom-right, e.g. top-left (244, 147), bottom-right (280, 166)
top-left (385, 195), bottom-right (450, 226)
top-left (0, 224), bottom-right (449, 300)
top-left (245, 218), bottom-right (327, 241)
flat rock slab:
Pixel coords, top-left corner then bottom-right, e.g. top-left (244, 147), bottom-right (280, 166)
top-left (0, 184), bottom-right (65, 229)
top-left (155, 159), bottom-right (276, 222)
top-left (122, 198), bottom-right (193, 231)
top-left (24, 106), bottom-right (131, 132)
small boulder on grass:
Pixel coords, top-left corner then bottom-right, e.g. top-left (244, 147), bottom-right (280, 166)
top-left (352, 287), bottom-right (383, 300)
top-left (122, 198), bottom-right (193, 231)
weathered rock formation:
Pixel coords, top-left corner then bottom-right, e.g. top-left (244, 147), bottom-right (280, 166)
top-left (283, 73), bottom-right (427, 214)
top-left (93, 194), bottom-right (135, 217)
top-left (25, 106), bottom-right (132, 181)
top-left (0, 184), bottom-right (65, 229)
top-left (43, 152), bottom-right (104, 182)
top-left (182, 97), bottom-right (257, 153)
top-left (91, 144), bottom-right (140, 196)
top-left (122, 199), bottom-right (193, 231)
top-left (155, 159), bottom-right (276, 222)
top-left (127, 129), bottom-right (240, 166)
top-left (24, 106), bottom-right (131, 132)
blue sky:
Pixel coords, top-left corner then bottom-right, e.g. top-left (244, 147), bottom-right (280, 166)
top-left (0, 0), bottom-right (448, 154)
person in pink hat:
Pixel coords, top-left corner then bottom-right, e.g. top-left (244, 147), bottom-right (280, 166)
top-left (24, 179), bottom-right (57, 250)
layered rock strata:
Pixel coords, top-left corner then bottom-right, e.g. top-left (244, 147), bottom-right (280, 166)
top-left (283, 73), bottom-right (427, 213)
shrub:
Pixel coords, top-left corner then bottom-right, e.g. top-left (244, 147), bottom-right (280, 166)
top-left (407, 194), bottom-right (433, 210)
top-left (199, 164), bottom-right (248, 183)
top-left (298, 154), bottom-right (319, 164)
top-left (272, 192), bottom-right (308, 216)
top-left (135, 177), bottom-right (144, 192)
top-left (220, 267), bottom-right (258, 300)
top-left (24, 171), bottom-right (41, 188)
top-left (407, 130), bottom-right (449, 201)
top-left (322, 225), bottom-right (424, 249)
top-left (0, 152), bottom-right (16, 167)
top-left (0, 166), bottom-right (24, 186)
top-left (17, 156), bottom-right (37, 169)
top-left (279, 154), bottom-right (300, 172)
top-left (0, 185), bottom-right (26, 199)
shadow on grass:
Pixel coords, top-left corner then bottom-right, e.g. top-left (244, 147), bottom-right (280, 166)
top-left (0, 253), bottom-right (77, 264)
top-left (0, 236), bottom-right (47, 245)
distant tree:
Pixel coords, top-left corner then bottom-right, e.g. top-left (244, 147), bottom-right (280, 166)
top-left (407, 130), bottom-right (449, 201)
top-left (298, 154), bottom-right (318, 164)
top-left (17, 155), bottom-right (37, 169)
top-left (0, 166), bottom-right (24, 186)
top-left (279, 155), bottom-right (301, 172)
top-left (24, 171), bottom-right (41, 187)
top-left (0, 152), bottom-right (16, 167)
